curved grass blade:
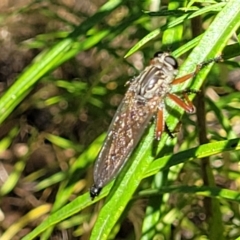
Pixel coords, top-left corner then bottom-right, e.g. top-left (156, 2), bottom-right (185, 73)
top-left (125, 2), bottom-right (226, 58)
top-left (144, 138), bottom-right (240, 179)
top-left (139, 185), bottom-right (240, 203)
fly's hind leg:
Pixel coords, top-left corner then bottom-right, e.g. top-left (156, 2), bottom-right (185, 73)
top-left (155, 105), bottom-right (165, 141)
top-left (155, 103), bottom-right (179, 140)
top-left (168, 93), bottom-right (195, 113)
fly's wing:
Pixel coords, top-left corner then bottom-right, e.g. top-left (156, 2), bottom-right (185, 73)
top-left (93, 88), bottom-right (160, 189)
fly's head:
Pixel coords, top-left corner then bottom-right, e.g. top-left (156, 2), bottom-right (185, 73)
top-left (151, 51), bottom-right (179, 80)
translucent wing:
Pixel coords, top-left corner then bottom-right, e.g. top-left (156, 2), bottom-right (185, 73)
top-left (92, 89), bottom-right (159, 190)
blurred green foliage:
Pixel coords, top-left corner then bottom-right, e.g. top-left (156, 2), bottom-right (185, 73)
top-left (0, 0), bottom-right (240, 240)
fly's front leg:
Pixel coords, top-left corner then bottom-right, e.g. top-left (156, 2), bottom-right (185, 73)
top-left (196, 55), bottom-right (223, 73)
top-left (171, 72), bottom-right (195, 85)
top-left (171, 55), bottom-right (223, 85)
top-left (171, 66), bottom-right (201, 86)
top-left (171, 65), bottom-right (198, 85)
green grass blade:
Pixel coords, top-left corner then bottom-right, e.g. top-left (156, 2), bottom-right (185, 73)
top-left (0, 0), bottom-right (122, 124)
top-left (145, 138), bottom-right (240, 178)
top-left (139, 185), bottom-right (240, 202)
top-left (125, 2), bottom-right (226, 57)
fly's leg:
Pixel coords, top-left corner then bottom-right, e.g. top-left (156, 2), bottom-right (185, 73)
top-left (171, 55), bottom-right (223, 85)
top-left (171, 72), bottom-right (195, 85)
top-left (162, 92), bottom-right (196, 139)
top-left (169, 55), bottom-right (223, 112)
top-left (168, 93), bottom-right (195, 113)
top-left (155, 89), bottom-right (196, 140)
top-left (196, 55), bottom-right (223, 71)
top-left (155, 104), bottom-right (183, 140)
top-left (155, 107), bottom-right (164, 140)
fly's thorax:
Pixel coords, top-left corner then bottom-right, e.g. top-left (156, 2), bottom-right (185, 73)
top-left (129, 52), bottom-right (179, 100)
top-left (131, 65), bottom-right (177, 100)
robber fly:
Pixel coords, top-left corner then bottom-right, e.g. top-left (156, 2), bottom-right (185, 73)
top-left (90, 51), bottom-right (218, 199)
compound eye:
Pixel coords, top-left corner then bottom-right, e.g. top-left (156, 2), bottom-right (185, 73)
top-left (165, 56), bottom-right (178, 69)
top-left (153, 51), bottom-right (164, 58)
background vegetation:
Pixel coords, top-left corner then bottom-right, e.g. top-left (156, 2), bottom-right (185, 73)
top-left (0, 0), bottom-right (240, 239)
